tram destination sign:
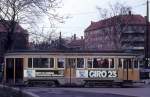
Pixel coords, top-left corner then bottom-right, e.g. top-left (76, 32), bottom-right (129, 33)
top-left (76, 70), bottom-right (117, 78)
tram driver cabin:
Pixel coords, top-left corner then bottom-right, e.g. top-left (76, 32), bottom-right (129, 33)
top-left (4, 50), bottom-right (141, 86)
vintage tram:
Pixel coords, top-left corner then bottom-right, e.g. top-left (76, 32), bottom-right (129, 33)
top-left (4, 50), bottom-right (141, 86)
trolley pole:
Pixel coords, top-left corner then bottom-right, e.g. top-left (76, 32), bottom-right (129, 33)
top-left (59, 32), bottom-right (62, 49)
top-left (145, 0), bottom-right (149, 69)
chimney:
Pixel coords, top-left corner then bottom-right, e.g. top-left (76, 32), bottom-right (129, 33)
top-left (73, 34), bottom-right (76, 40)
top-left (129, 11), bottom-right (132, 15)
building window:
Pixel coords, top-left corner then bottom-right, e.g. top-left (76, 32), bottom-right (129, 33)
top-left (57, 58), bottom-right (65, 68)
top-left (77, 58), bottom-right (84, 68)
top-left (33, 58), bottom-right (49, 68)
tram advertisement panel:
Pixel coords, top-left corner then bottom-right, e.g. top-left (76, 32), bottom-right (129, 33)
top-left (24, 69), bottom-right (35, 78)
top-left (24, 69), bottom-right (64, 78)
top-left (76, 70), bottom-right (117, 78)
top-left (35, 70), bottom-right (64, 77)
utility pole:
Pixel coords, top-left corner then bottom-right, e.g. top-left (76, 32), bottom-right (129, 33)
top-left (145, 0), bottom-right (149, 69)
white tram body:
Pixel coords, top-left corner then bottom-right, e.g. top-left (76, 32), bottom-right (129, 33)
top-left (4, 50), bottom-right (141, 86)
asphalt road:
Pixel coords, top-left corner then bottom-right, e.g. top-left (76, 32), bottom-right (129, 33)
top-left (23, 87), bottom-right (137, 97)
top-left (23, 87), bottom-right (141, 97)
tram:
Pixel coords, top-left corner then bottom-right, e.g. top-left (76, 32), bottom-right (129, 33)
top-left (4, 50), bottom-right (141, 86)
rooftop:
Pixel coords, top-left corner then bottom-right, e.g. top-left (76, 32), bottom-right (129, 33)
top-left (85, 14), bottom-right (146, 32)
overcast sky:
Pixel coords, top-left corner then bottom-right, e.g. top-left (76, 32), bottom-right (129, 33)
top-left (32, 0), bottom-right (147, 40)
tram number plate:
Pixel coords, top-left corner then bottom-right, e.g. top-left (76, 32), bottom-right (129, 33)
top-left (88, 70), bottom-right (117, 78)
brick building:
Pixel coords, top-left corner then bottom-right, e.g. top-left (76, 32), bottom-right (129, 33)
top-left (84, 13), bottom-right (149, 55)
top-left (67, 34), bottom-right (85, 50)
top-left (0, 21), bottom-right (29, 63)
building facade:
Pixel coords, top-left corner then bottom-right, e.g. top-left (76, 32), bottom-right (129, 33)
top-left (67, 34), bottom-right (85, 50)
top-left (84, 14), bottom-right (148, 55)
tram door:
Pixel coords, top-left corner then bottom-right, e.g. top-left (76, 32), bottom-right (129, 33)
top-left (65, 58), bottom-right (76, 84)
top-left (6, 58), bottom-right (14, 83)
top-left (6, 58), bottom-right (23, 83)
top-left (118, 58), bottom-right (139, 81)
top-left (123, 58), bottom-right (133, 81)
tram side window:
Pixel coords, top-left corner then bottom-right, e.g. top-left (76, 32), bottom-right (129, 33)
top-left (118, 59), bottom-right (122, 68)
top-left (87, 58), bottom-right (93, 68)
top-left (93, 58), bottom-right (98, 68)
top-left (102, 59), bottom-right (109, 68)
top-left (128, 59), bottom-right (132, 68)
top-left (134, 60), bottom-right (138, 68)
top-left (49, 58), bottom-right (54, 68)
top-left (123, 59), bottom-right (132, 69)
top-left (77, 58), bottom-right (84, 68)
top-left (33, 58), bottom-right (49, 68)
top-left (6, 58), bottom-right (14, 69)
top-left (93, 58), bottom-right (109, 68)
top-left (57, 58), bottom-right (65, 68)
top-left (109, 59), bottom-right (114, 68)
top-left (28, 58), bottom-right (32, 68)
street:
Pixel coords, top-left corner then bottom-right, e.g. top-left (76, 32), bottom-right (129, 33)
top-left (23, 84), bottom-right (150, 97)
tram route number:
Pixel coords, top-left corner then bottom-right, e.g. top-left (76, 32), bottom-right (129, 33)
top-left (88, 70), bottom-right (117, 78)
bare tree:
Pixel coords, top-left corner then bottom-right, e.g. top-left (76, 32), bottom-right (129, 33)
top-left (96, 2), bottom-right (133, 50)
top-left (0, 0), bottom-right (63, 51)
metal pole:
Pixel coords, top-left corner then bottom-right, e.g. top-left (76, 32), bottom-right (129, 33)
top-left (127, 60), bottom-right (129, 81)
top-left (69, 59), bottom-right (71, 86)
top-left (145, 0), bottom-right (149, 68)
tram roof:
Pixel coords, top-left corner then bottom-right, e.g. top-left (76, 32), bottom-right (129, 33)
top-left (5, 50), bottom-right (141, 56)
